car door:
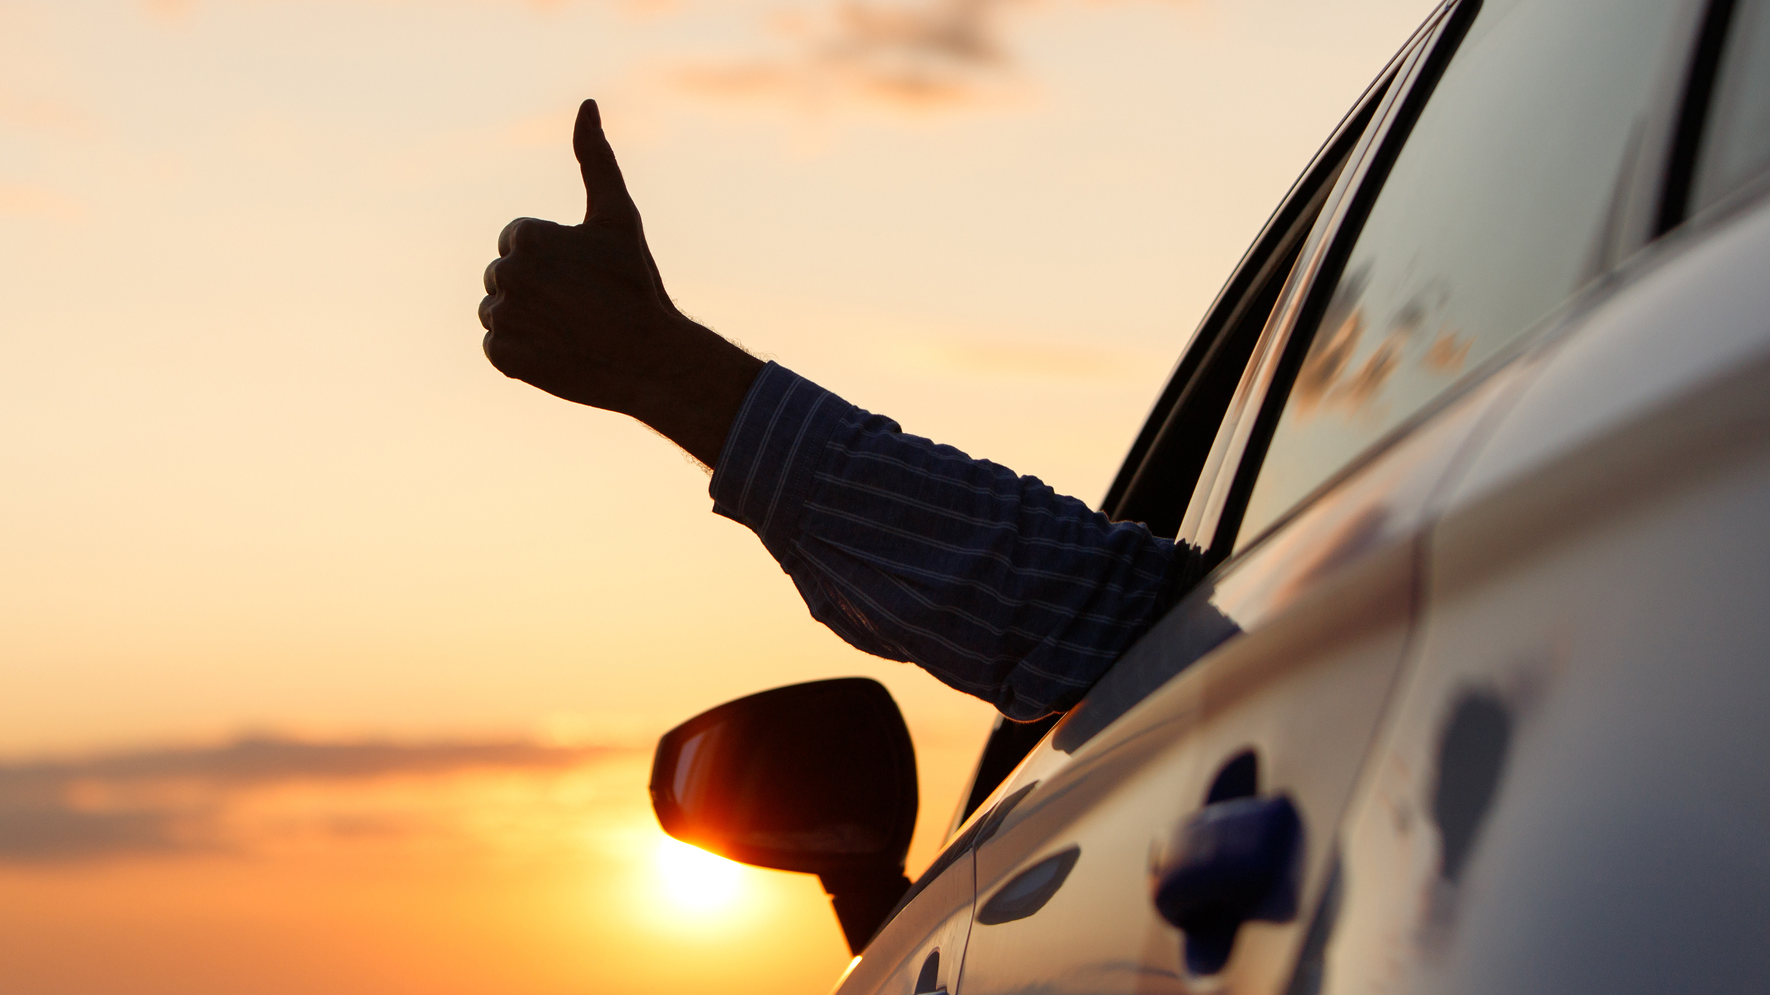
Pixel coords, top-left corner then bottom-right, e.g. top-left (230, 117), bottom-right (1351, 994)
top-left (948, 373), bottom-right (1522, 995)
top-left (1298, 3), bottom-right (1770, 991)
top-left (951, 0), bottom-right (1706, 992)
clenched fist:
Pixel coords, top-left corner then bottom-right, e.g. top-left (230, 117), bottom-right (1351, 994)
top-left (479, 99), bottom-right (763, 468)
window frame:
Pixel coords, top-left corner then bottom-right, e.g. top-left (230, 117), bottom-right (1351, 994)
top-left (1171, 0), bottom-right (1466, 560)
top-left (1660, 0), bottom-right (1770, 234)
top-left (1660, 0), bottom-right (1748, 232)
top-left (1098, 19), bottom-right (1433, 538)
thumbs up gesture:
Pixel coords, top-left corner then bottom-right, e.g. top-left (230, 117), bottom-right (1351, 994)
top-left (479, 100), bottom-right (763, 468)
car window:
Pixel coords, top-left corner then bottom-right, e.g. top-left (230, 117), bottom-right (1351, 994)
top-left (1231, 0), bottom-right (1691, 550)
top-left (941, 76), bottom-right (1399, 842)
top-left (1103, 75), bottom-right (1393, 540)
top-left (1692, 0), bottom-right (1770, 215)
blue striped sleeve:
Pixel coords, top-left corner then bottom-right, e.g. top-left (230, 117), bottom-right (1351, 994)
top-left (710, 362), bottom-right (1202, 720)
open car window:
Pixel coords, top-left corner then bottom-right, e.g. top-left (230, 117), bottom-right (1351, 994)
top-left (946, 54), bottom-right (1410, 837)
top-left (1100, 68), bottom-right (1399, 541)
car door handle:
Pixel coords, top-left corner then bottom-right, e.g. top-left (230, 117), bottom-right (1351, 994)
top-left (1151, 794), bottom-right (1302, 974)
top-left (912, 949), bottom-right (945, 994)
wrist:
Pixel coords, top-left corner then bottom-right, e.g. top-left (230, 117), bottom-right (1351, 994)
top-left (625, 320), bottom-right (765, 468)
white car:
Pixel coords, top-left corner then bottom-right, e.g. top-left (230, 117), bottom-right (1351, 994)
top-left (649, 0), bottom-right (1770, 992)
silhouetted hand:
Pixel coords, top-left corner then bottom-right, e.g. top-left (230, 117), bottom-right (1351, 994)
top-left (479, 99), bottom-right (763, 468)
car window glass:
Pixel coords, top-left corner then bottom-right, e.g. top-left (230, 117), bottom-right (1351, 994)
top-left (1692, 0), bottom-right (1770, 215)
top-left (1107, 78), bottom-right (1388, 539)
top-left (1233, 0), bottom-right (1688, 549)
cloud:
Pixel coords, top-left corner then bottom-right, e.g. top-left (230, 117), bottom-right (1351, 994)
top-left (0, 736), bottom-right (635, 862)
top-left (675, 0), bottom-right (1028, 110)
top-left (120, 0), bottom-right (1032, 111)
top-left (27, 736), bottom-right (616, 783)
top-left (0, 808), bottom-right (191, 862)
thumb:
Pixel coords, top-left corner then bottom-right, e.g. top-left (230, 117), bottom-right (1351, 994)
top-left (573, 99), bottom-right (638, 225)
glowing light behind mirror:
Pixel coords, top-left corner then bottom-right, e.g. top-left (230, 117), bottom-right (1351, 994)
top-left (655, 836), bottom-right (743, 912)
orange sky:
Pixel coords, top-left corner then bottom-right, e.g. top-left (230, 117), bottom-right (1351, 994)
top-left (1, 0), bottom-right (1435, 990)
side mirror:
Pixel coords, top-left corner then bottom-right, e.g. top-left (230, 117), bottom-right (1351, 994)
top-left (649, 677), bottom-right (918, 952)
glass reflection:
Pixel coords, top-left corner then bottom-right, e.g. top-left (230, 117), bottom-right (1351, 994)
top-left (1238, 0), bottom-right (1689, 547)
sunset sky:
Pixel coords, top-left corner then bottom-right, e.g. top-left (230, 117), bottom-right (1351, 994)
top-left (2, 0), bottom-right (1434, 990)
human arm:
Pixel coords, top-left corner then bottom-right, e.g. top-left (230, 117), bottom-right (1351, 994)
top-left (477, 101), bottom-right (1202, 717)
top-left (710, 363), bottom-right (1202, 719)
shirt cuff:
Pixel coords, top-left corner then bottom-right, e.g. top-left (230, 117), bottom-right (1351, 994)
top-left (709, 361), bottom-right (850, 563)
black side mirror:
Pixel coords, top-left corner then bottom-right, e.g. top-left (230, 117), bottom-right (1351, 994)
top-left (649, 677), bottom-right (918, 952)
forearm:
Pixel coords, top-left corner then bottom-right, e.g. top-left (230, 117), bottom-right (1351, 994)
top-left (712, 363), bottom-right (1203, 720)
top-left (619, 323), bottom-right (764, 468)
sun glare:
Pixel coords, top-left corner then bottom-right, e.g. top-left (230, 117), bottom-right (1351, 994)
top-left (655, 837), bottom-right (744, 912)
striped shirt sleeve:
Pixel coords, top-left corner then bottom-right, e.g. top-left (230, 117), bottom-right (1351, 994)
top-left (710, 362), bottom-right (1203, 721)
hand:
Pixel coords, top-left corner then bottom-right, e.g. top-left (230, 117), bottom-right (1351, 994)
top-left (479, 99), bottom-right (763, 468)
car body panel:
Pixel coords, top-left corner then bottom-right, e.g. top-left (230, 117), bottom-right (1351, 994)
top-left (1303, 190), bottom-right (1770, 995)
top-left (835, 849), bottom-right (974, 995)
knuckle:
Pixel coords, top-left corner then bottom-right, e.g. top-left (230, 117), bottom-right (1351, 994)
top-left (477, 295), bottom-right (496, 330)
top-left (501, 216), bottom-right (566, 256)
top-left (498, 216), bottom-right (540, 255)
top-left (482, 330), bottom-right (521, 376)
top-left (497, 218), bottom-right (524, 256)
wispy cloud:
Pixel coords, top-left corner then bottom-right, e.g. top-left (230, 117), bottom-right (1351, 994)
top-left (0, 736), bottom-right (635, 862)
top-left (676, 0), bottom-right (1028, 110)
top-left (120, 0), bottom-right (1050, 113)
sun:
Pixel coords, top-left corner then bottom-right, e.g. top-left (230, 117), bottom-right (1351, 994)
top-left (654, 836), bottom-right (744, 912)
